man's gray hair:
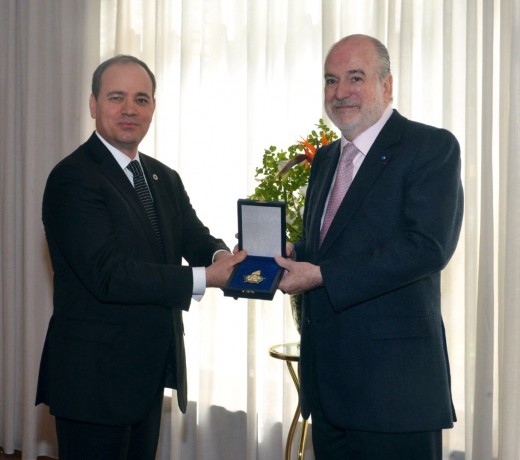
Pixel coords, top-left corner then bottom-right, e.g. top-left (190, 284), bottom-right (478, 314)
top-left (328, 34), bottom-right (391, 82)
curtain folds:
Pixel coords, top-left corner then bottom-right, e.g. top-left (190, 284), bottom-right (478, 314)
top-left (1, 0), bottom-right (518, 459)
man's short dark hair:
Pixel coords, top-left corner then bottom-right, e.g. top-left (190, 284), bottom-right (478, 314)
top-left (91, 55), bottom-right (157, 99)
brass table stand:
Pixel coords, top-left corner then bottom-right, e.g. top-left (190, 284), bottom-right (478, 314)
top-left (269, 342), bottom-right (308, 460)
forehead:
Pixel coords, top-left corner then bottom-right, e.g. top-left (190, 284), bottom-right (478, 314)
top-left (325, 38), bottom-right (379, 75)
top-left (100, 63), bottom-right (154, 94)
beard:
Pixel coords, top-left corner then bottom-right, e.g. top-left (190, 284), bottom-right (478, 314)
top-left (325, 91), bottom-right (387, 140)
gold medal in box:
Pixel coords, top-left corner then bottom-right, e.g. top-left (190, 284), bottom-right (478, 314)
top-left (244, 270), bottom-right (265, 284)
top-left (224, 200), bottom-right (286, 300)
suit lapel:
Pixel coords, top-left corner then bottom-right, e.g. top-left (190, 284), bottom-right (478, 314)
top-left (86, 134), bottom-right (164, 258)
top-left (88, 134), bottom-right (136, 201)
top-left (307, 141), bottom-right (341, 250)
top-left (318, 111), bottom-right (404, 253)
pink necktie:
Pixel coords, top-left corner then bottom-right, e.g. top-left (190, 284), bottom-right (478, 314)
top-left (319, 143), bottom-right (359, 245)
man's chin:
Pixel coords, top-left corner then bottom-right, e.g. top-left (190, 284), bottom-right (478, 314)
top-left (116, 135), bottom-right (142, 147)
top-left (331, 117), bottom-right (360, 135)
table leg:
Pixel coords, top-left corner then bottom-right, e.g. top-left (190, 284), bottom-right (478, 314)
top-left (297, 419), bottom-right (308, 460)
top-left (284, 361), bottom-right (307, 460)
top-left (285, 398), bottom-right (301, 460)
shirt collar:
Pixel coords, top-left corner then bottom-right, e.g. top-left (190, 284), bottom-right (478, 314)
top-left (95, 131), bottom-right (140, 170)
top-left (341, 104), bottom-right (394, 156)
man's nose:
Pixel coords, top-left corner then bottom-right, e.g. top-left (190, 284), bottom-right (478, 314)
top-left (121, 99), bottom-right (137, 114)
top-left (333, 79), bottom-right (355, 100)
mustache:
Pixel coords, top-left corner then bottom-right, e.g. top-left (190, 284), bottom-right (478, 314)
top-left (332, 100), bottom-right (359, 108)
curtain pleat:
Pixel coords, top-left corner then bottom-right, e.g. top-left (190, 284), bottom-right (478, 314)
top-left (498, 1), bottom-right (520, 459)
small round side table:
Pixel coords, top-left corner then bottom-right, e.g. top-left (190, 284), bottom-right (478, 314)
top-left (269, 342), bottom-right (309, 460)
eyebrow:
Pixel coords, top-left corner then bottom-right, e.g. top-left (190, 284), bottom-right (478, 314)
top-left (324, 69), bottom-right (367, 79)
top-left (135, 91), bottom-right (152, 99)
top-left (106, 90), bottom-right (152, 99)
top-left (348, 69), bottom-right (366, 76)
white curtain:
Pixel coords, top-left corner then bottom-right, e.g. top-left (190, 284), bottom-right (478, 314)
top-left (1, 0), bottom-right (519, 459)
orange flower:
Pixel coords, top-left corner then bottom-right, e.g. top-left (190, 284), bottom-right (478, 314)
top-left (322, 132), bottom-right (331, 145)
top-left (298, 138), bottom-right (317, 166)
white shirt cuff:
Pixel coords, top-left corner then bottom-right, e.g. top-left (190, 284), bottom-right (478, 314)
top-left (192, 267), bottom-right (206, 302)
top-left (192, 250), bottom-right (231, 301)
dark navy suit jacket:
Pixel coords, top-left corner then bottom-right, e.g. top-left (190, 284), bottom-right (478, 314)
top-left (36, 133), bottom-right (228, 424)
top-left (295, 110), bottom-right (463, 432)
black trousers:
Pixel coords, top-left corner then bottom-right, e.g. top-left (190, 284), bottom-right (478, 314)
top-left (310, 389), bottom-right (442, 460)
top-left (55, 388), bottom-right (164, 460)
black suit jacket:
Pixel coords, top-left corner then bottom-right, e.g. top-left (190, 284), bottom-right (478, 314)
top-left (295, 110), bottom-right (463, 432)
top-left (36, 133), bottom-right (228, 424)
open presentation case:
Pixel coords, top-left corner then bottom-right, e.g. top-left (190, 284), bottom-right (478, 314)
top-left (223, 199), bottom-right (286, 300)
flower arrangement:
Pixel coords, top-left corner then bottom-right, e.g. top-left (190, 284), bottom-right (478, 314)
top-left (249, 119), bottom-right (339, 242)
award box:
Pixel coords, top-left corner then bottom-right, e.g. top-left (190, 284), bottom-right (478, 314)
top-left (224, 199), bottom-right (286, 300)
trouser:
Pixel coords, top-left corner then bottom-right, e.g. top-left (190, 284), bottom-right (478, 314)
top-left (55, 387), bottom-right (164, 460)
top-left (310, 381), bottom-right (442, 460)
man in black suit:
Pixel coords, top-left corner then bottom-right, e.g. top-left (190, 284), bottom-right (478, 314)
top-left (276, 35), bottom-right (463, 459)
top-left (36, 55), bottom-right (246, 460)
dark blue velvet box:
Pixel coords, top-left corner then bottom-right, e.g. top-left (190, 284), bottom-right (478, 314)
top-left (224, 199), bottom-right (286, 300)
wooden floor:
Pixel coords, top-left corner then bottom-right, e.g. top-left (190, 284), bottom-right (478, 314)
top-left (0, 448), bottom-right (54, 459)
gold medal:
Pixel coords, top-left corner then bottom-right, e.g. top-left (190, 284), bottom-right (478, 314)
top-left (244, 270), bottom-right (265, 284)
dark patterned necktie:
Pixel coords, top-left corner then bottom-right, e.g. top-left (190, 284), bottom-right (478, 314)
top-left (319, 142), bottom-right (359, 245)
top-left (127, 160), bottom-right (163, 247)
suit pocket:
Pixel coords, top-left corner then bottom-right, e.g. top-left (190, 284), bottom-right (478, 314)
top-left (370, 316), bottom-right (432, 339)
top-left (56, 317), bottom-right (123, 344)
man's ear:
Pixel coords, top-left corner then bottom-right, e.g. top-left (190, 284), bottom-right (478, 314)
top-left (383, 74), bottom-right (393, 103)
top-left (89, 94), bottom-right (97, 119)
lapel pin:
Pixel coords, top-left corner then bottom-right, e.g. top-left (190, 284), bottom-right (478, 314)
top-left (152, 174), bottom-right (159, 180)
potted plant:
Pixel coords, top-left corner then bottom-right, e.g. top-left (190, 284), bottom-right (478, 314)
top-left (249, 119), bottom-right (338, 332)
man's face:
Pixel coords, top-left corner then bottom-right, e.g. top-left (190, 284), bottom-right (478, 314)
top-left (89, 63), bottom-right (155, 158)
top-left (324, 37), bottom-right (392, 141)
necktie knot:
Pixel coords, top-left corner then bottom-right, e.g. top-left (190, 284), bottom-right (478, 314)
top-left (127, 159), bottom-right (144, 178)
top-left (342, 142), bottom-right (359, 164)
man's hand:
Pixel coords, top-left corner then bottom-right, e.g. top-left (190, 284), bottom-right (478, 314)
top-left (275, 255), bottom-right (323, 295)
top-left (284, 242), bottom-right (296, 260)
top-left (206, 250), bottom-right (247, 288)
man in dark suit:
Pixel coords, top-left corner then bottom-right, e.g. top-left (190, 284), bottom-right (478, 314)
top-left (276, 35), bottom-right (463, 459)
top-left (36, 55), bottom-right (246, 460)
